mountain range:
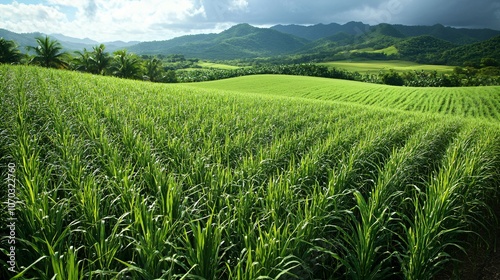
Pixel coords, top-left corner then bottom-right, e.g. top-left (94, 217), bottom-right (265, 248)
top-left (1, 22), bottom-right (499, 65)
top-left (0, 29), bottom-right (139, 53)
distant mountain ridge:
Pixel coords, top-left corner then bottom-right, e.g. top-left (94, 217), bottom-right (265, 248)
top-left (271, 22), bottom-right (500, 45)
top-left (0, 28), bottom-right (139, 52)
top-left (271, 22), bottom-right (371, 41)
top-left (2, 22), bottom-right (500, 64)
top-left (128, 24), bottom-right (307, 60)
top-left (127, 22), bottom-right (500, 61)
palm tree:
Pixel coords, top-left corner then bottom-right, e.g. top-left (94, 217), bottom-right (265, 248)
top-left (90, 44), bottom-right (110, 75)
top-left (0, 38), bottom-right (23, 64)
top-left (144, 57), bottom-right (164, 82)
top-left (110, 50), bottom-right (141, 79)
top-left (27, 36), bottom-right (68, 68)
top-left (72, 48), bottom-right (92, 72)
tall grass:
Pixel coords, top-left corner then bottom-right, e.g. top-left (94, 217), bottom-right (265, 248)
top-left (0, 65), bottom-right (499, 279)
top-left (400, 125), bottom-right (500, 279)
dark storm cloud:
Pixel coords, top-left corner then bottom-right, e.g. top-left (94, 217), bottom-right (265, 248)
top-left (391, 0), bottom-right (500, 29)
top-left (203, 0), bottom-right (500, 30)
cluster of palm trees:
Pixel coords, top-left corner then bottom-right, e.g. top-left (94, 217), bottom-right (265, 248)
top-left (0, 36), bottom-right (172, 82)
top-left (0, 37), bottom-right (23, 64)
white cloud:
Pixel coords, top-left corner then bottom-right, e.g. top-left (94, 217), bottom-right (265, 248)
top-left (0, 0), bottom-right (498, 42)
top-left (229, 0), bottom-right (248, 11)
top-left (0, 0), bottom-right (216, 41)
top-left (0, 1), bottom-right (70, 33)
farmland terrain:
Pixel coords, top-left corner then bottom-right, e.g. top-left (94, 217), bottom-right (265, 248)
top-left (0, 65), bottom-right (499, 279)
top-left (189, 75), bottom-right (500, 122)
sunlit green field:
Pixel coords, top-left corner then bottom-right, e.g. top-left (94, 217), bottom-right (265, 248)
top-left (197, 61), bottom-right (241, 70)
top-left (1, 65), bottom-right (499, 279)
top-left (189, 75), bottom-right (500, 122)
top-left (349, 46), bottom-right (399, 56)
top-left (317, 60), bottom-right (456, 74)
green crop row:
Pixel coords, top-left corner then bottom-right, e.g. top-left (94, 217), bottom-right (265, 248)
top-left (189, 75), bottom-right (500, 122)
top-left (1, 65), bottom-right (499, 279)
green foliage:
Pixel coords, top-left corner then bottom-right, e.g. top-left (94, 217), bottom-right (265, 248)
top-left (382, 70), bottom-right (405, 86)
top-left (396, 35), bottom-right (457, 64)
top-left (176, 64), bottom-right (359, 83)
top-left (27, 36), bottom-right (68, 68)
top-left (1, 62), bottom-right (500, 280)
top-left (479, 67), bottom-right (500, 76)
top-left (0, 38), bottom-right (23, 64)
top-left (144, 57), bottom-right (163, 82)
top-left (442, 36), bottom-right (500, 66)
top-left (72, 48), bottom-right (93, 72)
top-left (90, 44), bottom-right (111, 75)
top-left (175, 62), bottom-right (499, 87)
top-left (163, 70), bottom-right (178, 83)
top-left (72, 44), bottom-right (111, 75)
top-left (481, 58), bottom-right (499, 68)
top-left (110, 49), bottom-right (142, 79)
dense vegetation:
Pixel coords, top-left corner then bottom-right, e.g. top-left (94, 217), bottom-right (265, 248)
top-left (176, 64), bottom-right (500, 87)
top-left (395, 36), bottom-right (457, 64)
top-left (441, 36), bottom-right (500, 67)
top-left (1, 65), bottom-right (500, 279)
top-left (1, 33), bottom-right (499, 87)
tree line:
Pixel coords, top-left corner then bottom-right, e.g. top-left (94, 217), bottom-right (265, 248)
top-left (0, 36), bottom-right (177, 82)
top-left (1, 36), bottom-right (499, 87)
top-left (176, 65), bottom-right (500, 87)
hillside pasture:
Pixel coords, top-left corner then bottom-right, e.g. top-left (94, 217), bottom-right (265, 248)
top-left (317, 60), bottom-right (456, 74)
top-left (189, 75), bottom-right (500, 122)
top-left (197, 61), bottom-right (242, 70)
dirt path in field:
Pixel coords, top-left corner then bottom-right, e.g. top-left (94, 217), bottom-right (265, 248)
top-left (457, 212), bottom-right (500, 279)
top-left (440, 206), bottom-right (500, 279)
top-left (478, 208), bottom-right (500, 279)
top-left (440, 238), bottom-right (500, 280)
top-left (479, 245), bottom-right (500, 279)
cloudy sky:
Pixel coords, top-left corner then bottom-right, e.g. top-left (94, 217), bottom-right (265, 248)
top-left (1, 0), bottom-right (499, 42)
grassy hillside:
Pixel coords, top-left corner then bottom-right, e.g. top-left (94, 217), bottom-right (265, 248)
top-left (1, 66), bottom-right (499, 279)
top-left (317, 60), bottom-right (455, 74)
top-left (197, 61), bottom-right (242, 70)
top-left (189, 75), bottom-right (500, 121)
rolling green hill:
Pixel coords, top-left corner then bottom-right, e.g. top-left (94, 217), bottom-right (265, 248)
top-left (317, 60), bottom-right (454, 74)
top-left (1, 65), bottom-right (499, 280)
top-left (188, 75), bottom-right (500, 121)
